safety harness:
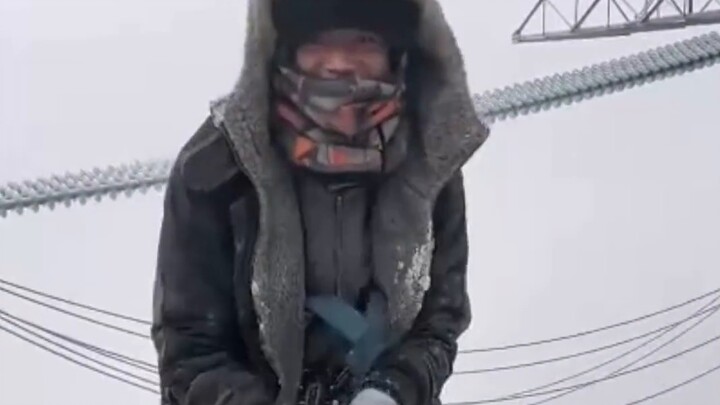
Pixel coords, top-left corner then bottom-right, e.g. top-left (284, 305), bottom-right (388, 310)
top-left (301, 292), bottom-right (399, 405)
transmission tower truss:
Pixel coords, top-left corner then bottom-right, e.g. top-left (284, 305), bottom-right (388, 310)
top-left (1, 31), bottom-right (720, 217)
top-left (515, 0), bottom-right (720, 43)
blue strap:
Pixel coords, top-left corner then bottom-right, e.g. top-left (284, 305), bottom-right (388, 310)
top-left (306, 296), bottom-right (369, 343)
top-left (306, 293), bottom-right (395, 376)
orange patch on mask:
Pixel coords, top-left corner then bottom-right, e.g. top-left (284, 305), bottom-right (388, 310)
top-left (293, 136), bottom-right (316, 160)
top-left (329, 149), bottom-right (350, 166)
top-left (325, 105), bottom-right (361, 137)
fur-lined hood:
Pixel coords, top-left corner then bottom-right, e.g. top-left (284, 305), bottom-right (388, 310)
top-left (209, 1), bottom-right (490, 404)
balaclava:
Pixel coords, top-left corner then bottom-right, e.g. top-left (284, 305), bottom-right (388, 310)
top-left (270, 0), bottom-right (420, 175)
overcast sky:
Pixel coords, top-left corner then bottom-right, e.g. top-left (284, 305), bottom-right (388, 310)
top-left (1, 1), bottom-right (720, 404)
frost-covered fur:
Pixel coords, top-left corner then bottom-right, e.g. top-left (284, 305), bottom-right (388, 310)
top-left (210, 1), bottom-right (490, 404)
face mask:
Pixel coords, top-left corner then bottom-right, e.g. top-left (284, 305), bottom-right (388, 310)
top-left (271, 59), bottom-right (406, 174)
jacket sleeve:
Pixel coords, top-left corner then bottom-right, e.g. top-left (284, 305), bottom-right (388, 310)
top-left (152, 125), bottom-right (274, 405)
top-left (364, 172), bottom-right (471, 405)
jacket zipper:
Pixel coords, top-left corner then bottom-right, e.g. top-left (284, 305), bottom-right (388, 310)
top-left (334, 193), bottom-right (344, 298)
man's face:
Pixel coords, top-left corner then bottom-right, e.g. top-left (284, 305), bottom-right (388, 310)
top-left (295, 29), bottom-right (391, 80)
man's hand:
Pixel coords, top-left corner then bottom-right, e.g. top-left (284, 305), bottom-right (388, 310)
top-left (348, 388), bottom-right (398, 405)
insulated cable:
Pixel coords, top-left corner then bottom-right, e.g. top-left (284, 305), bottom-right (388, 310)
top-left (0, 312), bottom-right (158, 386)
top-left (0, 285), bottom-right (149, 339)
top-left (524, 294), bottom-right (720, 404)
top-left (3, 279), bottom-right (718, 355)
top-left (3, 32), bottom-right (720, 217)
top-left (459, 287), bottom-right (720, 353)
top-left (0, 309), bottom-right (156, 372)
top-left (454, 302), bottom-right (720, 374)
top-left (623, 362), bottom-right (720, 404)
top-left (0, 320), bottom-right (159, 394)
top-left (445, 332), bottom-right (720, 404)
top-left (495, 297), bottom-right (720, 396)
top-left (0, 278), bottom-right (151, 325)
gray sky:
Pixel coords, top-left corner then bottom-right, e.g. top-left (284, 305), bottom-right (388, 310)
top-left (1, 1), bottom-right (719, 404)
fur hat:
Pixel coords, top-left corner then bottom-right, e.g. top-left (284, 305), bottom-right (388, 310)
top-left (272, 0), bottom-right (420, 49)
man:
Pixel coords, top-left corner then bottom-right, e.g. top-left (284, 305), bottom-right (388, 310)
top-left (151, 1), bottom-right (490, 405)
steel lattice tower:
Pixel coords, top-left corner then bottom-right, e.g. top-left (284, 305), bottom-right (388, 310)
top-left (515, 0), bottom-right (720, 43)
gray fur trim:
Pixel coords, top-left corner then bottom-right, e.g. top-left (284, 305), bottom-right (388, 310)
top-left (218, 3), bottom-right (305, 404)
top-left (210, 1), bottom-right (490, 404)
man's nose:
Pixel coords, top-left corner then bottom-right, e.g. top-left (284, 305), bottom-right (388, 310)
top-left (321, 51), bottom-right (356, 78)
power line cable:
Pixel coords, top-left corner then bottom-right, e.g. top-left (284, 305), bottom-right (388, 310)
top-left (2, 280), bottom-right (717, 356)
top-left (454, 301), bottom-right (720, 374)
top-left (3, 32), bottom-right (720, 218)
top-left (2, 300), bottom-right (715, 402)
top-left (0, 278), bottom-right (151, 325)
top-left (5, 290), bottom-right (716, 378)
top-left (524, 295), bottom-right (720, 404)
top-left (498, 297), bottom-right (720, 396)
top-left (0, 309), bottom-right (156, 372)
top-left (0, 321), bottom-right (159, 394)
top-left (624, 362), bottom-right (720, 404)
top-left (2, 290), bottom-right (716, 378)
top-left (459, 287), bottom-right (720, 353)
top-left (0, 285), bottom-right (148, 339)
top-left (0, 313), bottom-right (158, 386)
top-left (445, 331), bottom-right (720, 404)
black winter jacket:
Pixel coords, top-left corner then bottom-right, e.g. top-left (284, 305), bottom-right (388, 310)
top-left (153, 118), bottom-right (473, 405)
top-left (151, 1), bottom-right (490, 405)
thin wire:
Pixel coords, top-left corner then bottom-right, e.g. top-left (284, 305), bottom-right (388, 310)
top-left (503, 298), bottom-right (720, 396)
top-left (0, 309), bottom-right (156, 372)
top-left (525, 295), bottom-right (720, 404)
top-left (459, 287), bottom-right (720, 353)
top-left (446, 332), bottom-right (720, 404)
top-left (0, 321), bottom-right (159, 394)
top-left (0, 313), bottom-right (158, 386)
top-left (0, 285), bottom-right (149, 339)
top-left (2, 281), bottom-right (716, 357)
top-left (455, 302), bottom-right (720, 374)
top-left (8, 279), bottom-right (718, 353)
top-left (2, 279), bottom-right (716, 372)
top-left (0, 278), bottom-right (151, 325)
top-left (624, 362), bottom-right (720, 404)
